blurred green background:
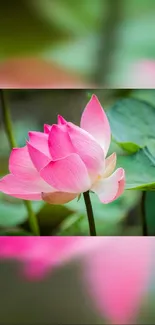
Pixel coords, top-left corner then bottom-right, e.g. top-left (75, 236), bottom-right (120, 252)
top-left (0, 259), bottom-right (101, 325)
top-left (0, 253), bottom-right (154, 325)
top-left (0, 0), bottom-right (155, 87)
top-left (1, 88), bottom-right (155, 236)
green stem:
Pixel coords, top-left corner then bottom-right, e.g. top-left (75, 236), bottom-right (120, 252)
top-left (141, 191), bottom-right (147, 236)
top-left (83, 191), bottom-right (96, 236)
top-left (1, 90), bottom-right (16, 149)
top-left (0, 89), bottom-right (40, 236)
top-left (93, 0), bottom-right (124, 85)
top-left (24, 201), bottom-right (40, 236)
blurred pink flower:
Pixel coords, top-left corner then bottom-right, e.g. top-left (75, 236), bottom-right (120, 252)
top-left (0, 236), bottom-right (103, 278)
top-left (0, 57), bottom-right (89, 89)
top-left (0, 237), bottom-right (80, 277)
top-left (0, 95), bottom-right (125, 204)
top-left (0, 237), bottom-right (153, 324)
top-left (125, 60), bottom-right (155, 88)
top-left (85, 237), bottom-right (153, 324)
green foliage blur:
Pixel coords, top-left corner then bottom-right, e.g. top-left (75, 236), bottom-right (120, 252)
top-left (0, 0), bottom-right (155, 86)
top-left (1, 89), bottom-right (155, 236)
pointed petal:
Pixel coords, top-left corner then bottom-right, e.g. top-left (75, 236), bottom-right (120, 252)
top-left (80, 95), bottom-right (111, 155)
top-left (0, 174), bottom-right (53, 200)
top-left (9, 146), bottom-right (38, 180)
top-left (92, 168), bottom-right (125, 203)
top-left (44, 124), bottom-right (52, 134)
top-left (27, 141), bottom-right (51, 171)
top-left (104, 152), bottom-right (117, 178)
top-left (67, 123), bottom-right (104, 180)
top-left (48, 124), bottom-right (74, 159)
top-left (42, 191), bottom-right (77, 204)
top-left (57, 115), bottom-right (67, 125)
top-left (28, 131), bottom-right (50, 157)
top-left (40, 153), bottom-right (91, 193)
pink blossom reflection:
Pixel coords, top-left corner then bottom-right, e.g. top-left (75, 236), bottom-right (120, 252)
top-left (0, 237), bottom-right (154, 324)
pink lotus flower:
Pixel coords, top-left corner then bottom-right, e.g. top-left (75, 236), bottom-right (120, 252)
top-left (0, 237), bottom-right (153, 324)
top-left (0, 95), bottom-right (125, 204)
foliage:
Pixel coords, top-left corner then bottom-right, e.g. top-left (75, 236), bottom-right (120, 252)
top-left (0, 1), bottom-right (155, 86)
